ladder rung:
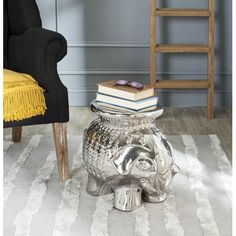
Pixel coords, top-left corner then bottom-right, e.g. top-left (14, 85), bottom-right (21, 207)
top-left (156, 44), bottom-right (210, 53)
top-left (156, 8), bottom-right (210, 17)
top-left (156, 80), bottom-right (210, 89)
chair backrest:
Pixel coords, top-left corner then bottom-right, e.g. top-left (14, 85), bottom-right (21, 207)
top-left (4, 0), bottom-right (9, 68)
top-left (3, 0), bottom-right (42, 68)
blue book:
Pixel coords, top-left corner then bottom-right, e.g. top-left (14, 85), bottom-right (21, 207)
top-left (96, 93), bottom-right (158, 111)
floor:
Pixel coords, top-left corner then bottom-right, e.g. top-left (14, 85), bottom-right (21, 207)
top-left (4, 106), bottom-right (232, 161)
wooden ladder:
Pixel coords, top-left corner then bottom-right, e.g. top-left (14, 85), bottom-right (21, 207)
top-left (150, 0), bottom-right (215, 119)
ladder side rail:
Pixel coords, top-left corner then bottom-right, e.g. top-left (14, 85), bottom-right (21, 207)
top-left (150, 0), bottom-right (157, 88)
top-left (207, 0), bottom-right (215, 119)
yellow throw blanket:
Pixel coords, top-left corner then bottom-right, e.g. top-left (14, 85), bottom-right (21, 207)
top-left (3, 69), bottom-right (47, 122)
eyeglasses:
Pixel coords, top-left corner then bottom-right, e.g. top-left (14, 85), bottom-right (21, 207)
top-left (115, 80), bottom-right (143, 90)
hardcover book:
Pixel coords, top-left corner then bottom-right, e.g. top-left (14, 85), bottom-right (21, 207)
top-left (96, 93), bottom-right (158, 111)
top-left (97, 80), bottom-right (155, 101)
top-left (96, 101), bottom-right (158, 113)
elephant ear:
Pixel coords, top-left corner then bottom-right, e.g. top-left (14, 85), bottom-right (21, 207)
top-left (111, 145), bottom-right (152, 175)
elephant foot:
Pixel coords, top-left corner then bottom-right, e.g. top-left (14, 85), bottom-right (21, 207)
top-left (86, 174), bottom-right (112, 196)
top-left (143, 191), bottom-right (167, 203)
top-left (112, 181), bottom-right (142, 212)
top-left (140, 178), bottom-right (167, 203)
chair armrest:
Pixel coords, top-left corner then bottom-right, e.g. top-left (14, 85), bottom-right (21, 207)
top-left (8, 27), bottom-right (67, 92)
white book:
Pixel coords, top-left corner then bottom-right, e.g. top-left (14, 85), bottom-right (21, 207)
top-left (96, 93), bottom-right (158, 110)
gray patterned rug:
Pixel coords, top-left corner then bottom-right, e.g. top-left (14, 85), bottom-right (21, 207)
top-left (3, 134), bottom-right (232, 236)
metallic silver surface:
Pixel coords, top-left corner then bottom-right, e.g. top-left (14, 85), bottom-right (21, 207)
top-left (83, 100), bottom-right (178, 211)
top-left (112, 179), bottom-right (142, 211)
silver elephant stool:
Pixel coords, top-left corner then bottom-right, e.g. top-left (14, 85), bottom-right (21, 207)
top-left (83, 101), bottom-right (179, 212)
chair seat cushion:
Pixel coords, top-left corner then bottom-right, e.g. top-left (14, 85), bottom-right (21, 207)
top-left (3, 69), bottom-right (47, 122)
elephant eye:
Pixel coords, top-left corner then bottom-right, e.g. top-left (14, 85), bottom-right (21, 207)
top-left (136, 159), bottom-right (152, 171)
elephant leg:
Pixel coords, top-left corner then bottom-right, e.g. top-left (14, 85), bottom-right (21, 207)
top-left (140, 178), bottom-right (167, 203)
top-left (86, 174), bottom-right (112, 196)
top-left (143, 191), bottom-right (167, 203)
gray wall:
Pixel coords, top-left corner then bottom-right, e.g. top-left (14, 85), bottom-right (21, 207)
top-left (36, 0), bottom-right (232, 107)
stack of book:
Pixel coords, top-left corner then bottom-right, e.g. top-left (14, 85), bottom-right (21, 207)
top-left (95, 80), bottom-right (158, 113)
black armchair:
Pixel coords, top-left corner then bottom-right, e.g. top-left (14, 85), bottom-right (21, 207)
top-left (3, 0), bottom-right (70, 181)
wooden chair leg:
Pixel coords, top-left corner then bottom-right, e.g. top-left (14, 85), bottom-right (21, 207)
top-left (52, 123), bottom-right (70, 181)
top-left (12, 127), bottom-right (22, 142)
